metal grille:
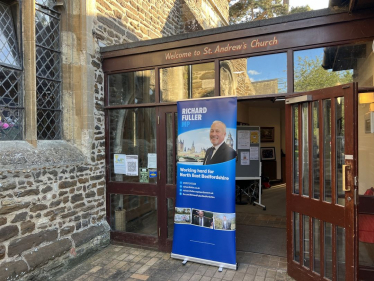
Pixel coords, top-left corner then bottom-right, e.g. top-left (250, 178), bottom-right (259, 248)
top-left (36, 1), bottom-right (61, 140)
top-left (0, 2), bottom-right (23, 141)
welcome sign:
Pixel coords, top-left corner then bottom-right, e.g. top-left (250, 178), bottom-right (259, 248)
top-left (171, 97), bottom-right (237, 269)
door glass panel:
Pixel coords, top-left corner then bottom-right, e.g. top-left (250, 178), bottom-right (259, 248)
top-left (303, 215), bottom-right (310, 268)
top-left (336, 226), bottom-right (346, 281)
top-left (167, 198), bottom-right (175, 238)
top-left (302, 103), bottom-right (309, 197)
top-left (293, 105), bottom-right (299, 194)
top-left (108, 108), bottom-right (157, 183)
top-left (110, 194), bottom-right (157, 236)
top-left (323, 99), bottom-right (332, 203)
top-left (160, 62), bottom-right (215, 102)
top-left (312, 101), bottom-right (320, 199)
top-left (108, 70), bottom-right (155, 105)
top-left (336, 97), bottom-right (345, 206)
top-left (313, 218), bottom-right (321, 274)
top-left (166, 113), bottom-right (174, 184)
top-left (294, 212), bottom-right (300, 262)
top-left (324, 222), bottom-right (333, 280)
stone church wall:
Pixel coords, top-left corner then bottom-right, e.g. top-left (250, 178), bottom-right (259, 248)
top-left (0, 0), bottom-right (229, 280)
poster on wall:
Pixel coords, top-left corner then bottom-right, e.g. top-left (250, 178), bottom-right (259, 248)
top-left (171, 97), bottom-right (237, 270)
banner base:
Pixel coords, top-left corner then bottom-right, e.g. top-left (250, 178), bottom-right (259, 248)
top-left (171, 253), bottom-right (237, 270)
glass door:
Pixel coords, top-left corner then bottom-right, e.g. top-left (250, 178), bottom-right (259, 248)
top-left (107, 106), bottom-right (159, 248)
top-left (158, 105), bottom-right (178, 251)
top-left (285, 84), bottom-right (358, 280)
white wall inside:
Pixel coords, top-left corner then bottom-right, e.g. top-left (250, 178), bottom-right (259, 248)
top-left (358, 103), bottom-right (374, 194)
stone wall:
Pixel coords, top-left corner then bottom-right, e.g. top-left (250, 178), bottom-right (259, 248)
top-left (0, 1), bottom-right (109, 280)
top-left (94, 0), bottom-right (182, 44)
top-left (0, 0), bottom-right (229, 280)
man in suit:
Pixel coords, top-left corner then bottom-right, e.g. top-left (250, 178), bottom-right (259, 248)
top-left (222, 215), bottom-right (231, 230)
top-left (203, 121), bottom-right (237, 165)
top-left (192, 210), bottom-right (211, 227)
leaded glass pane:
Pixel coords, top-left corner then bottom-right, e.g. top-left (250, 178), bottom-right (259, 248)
top-left (36, 0), bottom-right (59, 11)
top-left (36, 46), bottom-right (61, 80)
top-left (36, 78), bottom-right (60, 110)
top-left (0, 2), bottom-right (20, 68)
top-left (36, 1), bottom-right (61, 140)
top-left (0, 2), bottom-right (23, 141)
top-left (0, 66), bottom-right (22, 106)
top-left (37, 109), bottom-right (61, 140)
top-left (35, 10), bottom-right (60, 50)
top-left (0, 107), bottom-right (22, 140)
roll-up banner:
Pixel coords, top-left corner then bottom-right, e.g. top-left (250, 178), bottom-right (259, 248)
top-left (171, 97), bottom-right (237, 269)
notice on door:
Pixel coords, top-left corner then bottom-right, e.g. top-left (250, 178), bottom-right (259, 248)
top-left (126, 155), bottom-right (138, 176)
top-left (148, 153), bottom-right (157, 169)
top-left (114, 154), bottom-right (126, 174)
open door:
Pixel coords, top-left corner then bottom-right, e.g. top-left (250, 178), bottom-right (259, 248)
top-left (285, 84), bottom-right (358, 280)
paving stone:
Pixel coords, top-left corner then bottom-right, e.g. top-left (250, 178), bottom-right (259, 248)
top-left (237, 264), bottom-right (248, 273)
top-left (223, 270), bottom-right (236, 280)
top-left (265, 270), bottom-right (276, 278)
top-left (256, 268), bottom-right (267, 277)
top-left (137, 265), bottom-right (151, 274)
top-left (190, 274), bottom-right (203, 281)
top-left (204, 268), bottom-right (217, 277)
top-left (213, 268), bottom-right (226, 278)
top-left (131, 273), bottom-right (149, 280)
top-left (233, 272), bottom-right (245, 281)
top-left (243, 275), bottom-right (255, 281)
top-left (196, 264), bottom-right (209, 275)
top-left (168, 271), bottom-right (184, 281)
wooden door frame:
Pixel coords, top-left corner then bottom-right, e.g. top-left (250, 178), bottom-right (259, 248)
top-left (285, 83), bottom-right (358, 280)
top-left (157, 105), bottom-right (178, 252)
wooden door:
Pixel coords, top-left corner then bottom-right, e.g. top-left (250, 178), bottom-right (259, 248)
top-left (157, 105), bottom-right (178, 251)
top-left (285, 84), bottom-right (358, 280)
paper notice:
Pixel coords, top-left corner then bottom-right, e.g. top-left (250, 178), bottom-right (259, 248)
top-left (114, 154), bottom-right (126, 174)
top-left (250, 131), bottom-right (259, 144)
top-left (126, 155), bottom-right (139, 176)
top-left (238, 130), bottom-right (250, 149)
top-left (148, 153), bottom-right (157, 169)
top-left (250, 147), bottom-right (259, 160)
top-left (241, 151), bottom-right (250, 165)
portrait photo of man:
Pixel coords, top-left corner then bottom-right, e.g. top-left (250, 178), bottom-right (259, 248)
top-left (203, 121), bottom-right (237, 165)
top-left (222, 215), bottom-right (231, 230)
top-left (192, 210), bottom-right (212, 228)
top-left (213, 213), bottom-right (235, 231)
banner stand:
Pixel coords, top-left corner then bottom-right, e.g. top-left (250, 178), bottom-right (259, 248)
top-left (171, 97), bottom-right (237, 270)
top-left (171, 253), bottom-right (238, 270)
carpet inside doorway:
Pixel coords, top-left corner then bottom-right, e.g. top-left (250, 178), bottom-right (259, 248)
top-left (236, 224), bottom-right (287, 257)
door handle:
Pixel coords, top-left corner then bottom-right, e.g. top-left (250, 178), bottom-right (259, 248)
top-left (342, 164), bottom-right (351, 192)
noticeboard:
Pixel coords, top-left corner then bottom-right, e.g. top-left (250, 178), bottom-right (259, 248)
top-left (235, 126), bottom-right (261, 178)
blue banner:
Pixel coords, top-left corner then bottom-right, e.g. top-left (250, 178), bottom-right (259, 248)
top-left (171, 97), bottom-right (237, 269)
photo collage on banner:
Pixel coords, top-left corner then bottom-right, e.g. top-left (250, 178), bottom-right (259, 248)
top-left (171, 97), bottom-right (237, 269)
